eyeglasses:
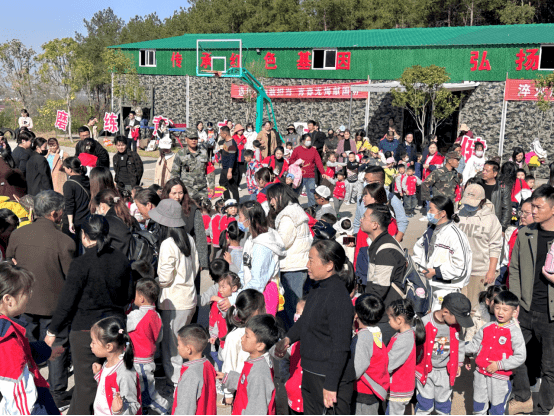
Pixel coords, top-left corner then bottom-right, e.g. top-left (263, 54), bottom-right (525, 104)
top-left (518, 211), bottom-right (532, 217)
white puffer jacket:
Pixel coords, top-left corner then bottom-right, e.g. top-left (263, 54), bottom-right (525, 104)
top-left (275, 203), bottom-right (313, 272)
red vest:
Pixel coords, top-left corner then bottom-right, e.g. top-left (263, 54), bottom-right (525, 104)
top-left (211, 214), bottom-right (223, 247)
top-left (285, 342), bottom-right (303, 412)
top-left (262, 156), bottom-right (290, 178)
top-left (95, 361), bottom-right (143, 415)
top-left (209, 292), bottom-right (228, 349)
top-left (475, 323), bottom-right (515, 379)
top-left (202, 214), bottom-right (212, 244)
top-left (415, 320), bottom-right (461, 387)
top-left (333, 181), bottom-right (346, 199)
top-left (129, 308), bottom-right (162, 360)
top-left (232, 359), bottom-right (276, 415)
top-left (394, 174), bottom-right (405, 193)
top-left (324, 166), bottom-right (335, 179)
top-left (388, 330), bottom-right (416, 398)
top-left (171, 359), bottom-right (217, 415)
top-left (404, 176), bottom-right (418, 196)
top-left (354, 329), bottom-right (390, 401)
top-left (219, 216), bottom-right (237, 235)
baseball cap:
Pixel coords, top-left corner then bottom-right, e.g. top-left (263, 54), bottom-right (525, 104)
top-left (461, 184), bottom-right (485, 207)
top-left (187, 131), bottom-right (199, 140)
top-left (441, 293), bottom-right (474, 328)
top-left (313, 185), bottom-right (331, 199)
top-left (371, 146), bottom-right (379, 153)
top-left (446, 151), bottom-right (461, 160)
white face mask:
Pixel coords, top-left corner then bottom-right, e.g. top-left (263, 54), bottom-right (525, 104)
top-left (475, 150), bottom-right (484, 157)
top-left (304, 140), bottom-right (312, 147)
top-left (247, 128), bottom-right (252, 132)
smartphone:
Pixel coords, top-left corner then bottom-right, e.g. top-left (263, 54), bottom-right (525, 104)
top-left (415, 263), bottom-right (429, 274)
top-left (343, 236), bottom-right (355, 245)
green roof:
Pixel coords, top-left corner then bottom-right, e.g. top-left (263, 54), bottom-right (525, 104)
top-left (110, 24), bottom-right (554, 50)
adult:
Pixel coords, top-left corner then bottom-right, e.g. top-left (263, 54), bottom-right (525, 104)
top-left (84, 116), bottom-right (98, 140)
top-left (275, 239), bottom-right (355, 414)
top-left (421, 142), bottom-right (444, 180)
top-left (244, 122), bottom-right (258, 150)
top-left (0, 148), bottom-right (26, 199)
top-left (112, 136), bottom-right (143, 193)
top-left (61, 157), bottom-right (90, 245)
top-left (162, 177), bottom-right (208, 269)
top-left (26, 137), bottom-right (53, 196)
top-left (134, 188), bottom-right (162, 240)
top-left (12, 129), bottom-right (33, 175)
top-left (422, 134), bottom-right (439, 160)
top-left (75, 127), bottom-right (110, 168)
top-left (511, 146), bottom-right (530, 175)
top-left (0, 208), bottom-right (19, 259)
top-left (504, 197), bottom-right (534, 287)
top-left (262, 146), bottom-right (289, 179)
top-left (455, 123), bottom-right (473, 144)
top-left (451, 143), bottom-right (465, 174)
top-left (360, 204), bottom-right (406, 344)
top-left (95, 188), bottom-right (137, 257)
top-left (307, 119), bottom-right (327, 157)
top-left (353, 166), bottom-right (408, 243)
top-left (412, 196), bottom-right (472, 311)
top-left (170, 130), bottom-right (209, 200)
top-left (283, 124), bottom-right (300, 148)
top-left (218, 126), bottom-right (240, 201)
top-left (267, 183), bottom-right (312, 327)
top-left (398, 133), bottom-right (417, 165)
top-left (457, 184), bottom-right (502, 311)
top-left (6, 190), bottom-right (75, 408)
top-left (89, 167), bottom-right (116, 214)
top-left (378, 130), bottom-right (400, 156)
top-left (421, 151), bottom-right (461, 208)
top-left (195, 121), bottom-right (207, 144)
top-left (481, 160), bottom-right (511, 232)
top-left (324, 128), bottom-right (339, 156)
top-left (336, 130), bottom-right (356, 163)
top-left (233, 123), bottom-right (247, 187)
top-left (462, 141), bottom-right (486, 185)
top-left (154, 137), bottom-right (175, 188)
top-left (47, 138), bottom-right (67, 194)
top-left (149, 198), bottom-right (199, 386)
top-left (355, 131), bottom-right (372, 154)
top-left (46, 215), bottom-right (132, 415)
top-left (18, 108), bottom-right (33, 129)
top-left (124, 110), bottom-right (140, 152)
top-left (257, 121), bottom-right (278, 158)
top-left (289, 134), bottom-right (325, 208)
top-left (509, 185), bottom-right (554, 415)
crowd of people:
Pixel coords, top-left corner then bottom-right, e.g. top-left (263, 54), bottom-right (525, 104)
top-left (0, 114), bottom-right (553, 416)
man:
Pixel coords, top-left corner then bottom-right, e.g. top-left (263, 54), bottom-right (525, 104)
top-left (170, 130), bottom-right (209, 199)
top-left (113, 136), bottom-right (144, 193)
top-left (353, 166), bottom-right (408, 242)
top-left (218, 126), bottom-right (240, 201)
top-left (74, 126), bottom-right (110, 168)
top-left (451, 143), bottom-right (465, 174)
top-left (398, 133), bottom-right (416, 165)
top-left (12, 129), bottom-right (33, 174)
top-left (6, 190), bottom-right (76, 408)
top-left (481, 160), bottom-right (511, 232)
top-left (257, 121), bottom-right (277, 158)
top-left (509, 185), bottom-right (554, 415)
top-left (289, 134), bottom-right (325, 208)
top-left (360, 203), bottom-right (406, 344)
top-left (124, 111), bottom-right (140, 152)
top-left (378, 130), bottom-right (400, 156)
top-left (421, 151), bottom-right (462, 209)
top-left (84, 116), bottom-right (98, 140)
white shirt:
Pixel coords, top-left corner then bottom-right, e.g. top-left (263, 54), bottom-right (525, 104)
top-left (18, 117), bottom-right (33, 129)
top-left (93, 362), bottom-right (117, 415)
top-left (245, 130), bottom-right (258, 150)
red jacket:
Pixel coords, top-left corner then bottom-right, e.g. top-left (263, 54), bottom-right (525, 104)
top-left (202, 214), bottom-right (212, 244)
top-left (78, 152), bottom-right (98, 168)
top-left (475, 323), bottom-right (515, 380)
top-left (262, 156), bottom-right (289, 178)
top-left (288, 146), bottom-right (324, 179)
top-left (354, 328), bottom-right (390, 401)
top-left (388, 330), bottom-right (416, 399)
top-left (422, 153), bottom-right (445, 180)
top-left (209, 292), bottom-right (228, 349)
top-left (285, 342), bottom-right (303, 412)
top-left (333, 181), bottom-right (346, 200)
top-left (211, 214), bottom-right (223, 247)
top-left (229, 356), bottom-right (276, 415)
top-left (128, 306), bottom-right (162, 361)
top-left (233, 133), bottom-right (247, 162)
top-left (219, 215), bottom-right (237, 237)
top-left (172, 358), bottom-right (217, 415)
top-left (324, 166), bottom-right (335, 179)
top-left (404, 175), bottom-right (418, 196)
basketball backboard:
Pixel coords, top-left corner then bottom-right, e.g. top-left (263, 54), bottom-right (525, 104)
top-left (196, 39), bottom-right (242, 77)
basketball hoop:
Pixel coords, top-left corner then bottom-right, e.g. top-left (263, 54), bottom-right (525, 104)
top-left (200, 69), bottom-right (224, 78)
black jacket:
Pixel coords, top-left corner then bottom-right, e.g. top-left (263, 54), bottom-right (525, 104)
top-left (62, 174), bottom-right (90, 226)
top-left (12, 146), bottom-right (31, 175)
top-left (75, 140), bottom-right (110, 168)
top-left (286, 274), bottom-right (355, 391)
top-left (25, 152), bottom-right (53, 196)
top-left (113, 150), bottom-right (144, 187)
top-left (490, 180), bottom-right (511, 232)
top-left (309, 130), bottom-right (327, 151)
top-left (105, 207), bottom-right (136, 258)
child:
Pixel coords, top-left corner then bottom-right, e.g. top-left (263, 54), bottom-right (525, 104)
top-left (285, 298), bottom-right (306, 413)
top-left (345, 152), bottom-right (360, 205)
top-left (219, 199), bottom-right (238, 236)
top-left (402, 165), bottom-right (422, 217)
top-left (415, 153), bottom-right (423, 180)
top-left (415, 292), bottom-right (474, 415)
top-left (386, 298), bottom-right (426, 415)
top-left (463, 141), bottom-right (486, 185)
top-left (465, 285), bottom-right (505, 343)
top-left (201, 199), bottom-right (213, 252)
top-left (326, 152), bottom-right (348, 175)
top-left (200, 258), bottom-right (230, 307)
top-left (384, 155), bottom-right (397, 188)
top-left (0, 263), bottom-right (59, 415)
top-left (285, 142), bottom-right (293, 160)
top-left (216, 221), bottom-right (244, 273)
top-left (126, 278), bottom-right (169, 414)
top-left (91, 317), bottom-right (141, 415)
top-left (369, 146), bottom-right (385, 167)
top-left (209, 200), bottom-right (225, 262)
top-left (525, 174), bottom-right (535, 190)
top-left (285, 173), bottom-right (295, 188)
top-left (244, 149), bottom-right (262, 200)
top-left (255, 168), bottom-right (274, 214)
top-left (78, 138), bottom-right (99, 176)
top-left (253, 140), bottom-right (263, 162)
top-left (352, 294), bottom-right (388, 415)
top-left (314, 185), bottom-right (336, 220)
top-left (208, 272), bottom-right (241, 352)
top-left (129, 186), bottom-right (144, 224)
top-left (465, 290), bottom-right (526, 415)
top-left (334, 217), bottom-right (355, 263)
top-left (218, 314), bottom-right (279, 415)
top-left (172, 324), bottom-right (217, 415)
top-left (220, 289), bottom-right (266, 406)
top-left (331, 170), bottom-right (347, 215)
top-left (394, 163), bottom-right (406, 200)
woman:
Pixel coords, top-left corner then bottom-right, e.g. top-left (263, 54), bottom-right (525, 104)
top-left (26, 137), bottom-right (53, 196)
top-left (18, 109), bottom-right (33, 129)
top-left (196, 121), bottom-right (207, 144)
top-left (412, 195), bottom-right (472, 311)
top-left (149, 198), bottom-right (199, 386)
top-left (61, 157), bottom-right (90, 246)
top-left (154, 137), bottom-right (175, 188)
top-left (244, 122), bottom-right (258, 150)
top-left (89, 166), bottom-right (117, 214)
top-left (275, 240), bottom-right (355, 415)
top-left (355, 130), bottom-right (372, 153)
top-left (0, 208), bottom-right (19, 260)
top-left (233, 123), bottom-right (247, 185)
top-left (261, 146), bottom-right (289, 179)
top-left (95, 188), bottom-right (137, 257)
top-left (46, 138), bottom-right (67, 194)
top-left (0, 148), bottom-right (26, 199)
top-left (422, 142), bottom-right (444, 180)
top-left (267, 183), bottom-right (312, 327)
top-left (510, 146), bottom-right (530, 175)
top-left (46, 215), bottom-right (132, 415)
top-left (336, 130), bottom-right (356, 163)
top-left (161, 178), bottom-right (208, 269)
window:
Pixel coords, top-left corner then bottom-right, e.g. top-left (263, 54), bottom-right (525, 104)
top-left (139, 49), bottom-right (156, 67)
top-left (539, 45), bottom-right (554, 70)
top-left (312, 49), bottom-right (337, 70)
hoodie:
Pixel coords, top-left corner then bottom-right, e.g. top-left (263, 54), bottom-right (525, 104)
top-left (232, 228), bottom-right (286, 305)
top-left (275, 203), bottom-right (313, 272)
top-left (457, 202), bottom-right (503, 276)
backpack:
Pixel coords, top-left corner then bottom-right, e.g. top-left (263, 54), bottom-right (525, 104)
top-left (372, 242), bottom-right (432, 316)
top-left (128, 229), bottom-right (159, 268)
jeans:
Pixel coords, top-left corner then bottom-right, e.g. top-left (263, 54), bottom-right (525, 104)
top-left (297, 177), bottom-right (316, 207)
top-left (511, 308), bottom-right (554, 414)
top-left (280, 270), bottom-right (308, 330)
top-left (404, 194), bottom-right (417, 215)
top-left (129, 139), bottom-right (137, 152)
top-left (334, 198), bottom-right (343, 216)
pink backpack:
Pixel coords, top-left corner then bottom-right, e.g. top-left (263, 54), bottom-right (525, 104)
top-left (288, 159), bottom-right (304, 188)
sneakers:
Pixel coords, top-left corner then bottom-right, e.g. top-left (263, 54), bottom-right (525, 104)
top-left (508, 397), bottom-right (533, 414)
top-left (344, 202), bottom-right (351, 205)
top-left (530, 377), bottom-right (542, 393)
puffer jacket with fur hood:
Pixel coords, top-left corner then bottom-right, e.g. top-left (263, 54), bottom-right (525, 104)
top-left (275, 202), bottom-right (313, 271)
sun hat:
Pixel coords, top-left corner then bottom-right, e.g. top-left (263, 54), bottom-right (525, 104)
top-left (459, 123), bottom-right (470, 132)
top-left (148, 199), bottom-right (186, 228)
top-left (234, 123), bottom-right (244, 133)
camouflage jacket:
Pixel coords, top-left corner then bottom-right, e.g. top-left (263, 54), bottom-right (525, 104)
top-left (421, 166), bottom-right (461, 202)
top-left (170, 146), bottom-right (208, 197)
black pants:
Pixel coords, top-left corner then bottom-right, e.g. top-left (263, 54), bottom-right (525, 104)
top-left (220, 168), bottom-right (240, 201)
top-left (68, 330), bottom-right (97, 415)
top-left (237, 162), bottom-right (247, 188)
top-left (302, 370), bottom-right (353, 415)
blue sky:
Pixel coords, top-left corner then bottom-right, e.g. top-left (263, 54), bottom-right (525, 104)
top-left (1, 1), bottom-right (183, 52)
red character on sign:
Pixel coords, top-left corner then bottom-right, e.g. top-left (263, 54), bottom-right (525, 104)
top-left (171, 52), bottom-right (182, 68)
top-left (470, 51), bottom-right (491, 71)
top-left (230, 53), bottom-right (240, 68)
top-left (55, 110), bottom-right (69, 131)
top-left (515, 48), bottom-right (539, 71)
top-left (297, 51), bottom-right (311, 70)
top-left (103, 112), bottom-right (118, 134)
top-left (200, 52), bottom-right (211, 69)
top-left (337, 52), bottom-right (351, 70)
top-left (264, 52), bottom-right (277, 70)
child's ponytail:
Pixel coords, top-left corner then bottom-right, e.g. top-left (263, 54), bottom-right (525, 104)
top-left (412, 314), bottom-right (426, 346)
top-left (388, 298), bottom-right (426, 346)
top-left (225, 289), bottom-right (266, 333)
top-left (121, 330), bottom-right (135, 370)
top-left (92, 317), bottom-right (135, 370)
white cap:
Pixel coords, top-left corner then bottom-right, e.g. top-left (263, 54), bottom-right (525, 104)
top-left (314, 185), bottom-right (331, 199)
top-left (224, 199), bottom-right (238, 207)
top-left (339, 125), bottom-right (346, 132)
top-left (159, 138), bottom-right (172, 150)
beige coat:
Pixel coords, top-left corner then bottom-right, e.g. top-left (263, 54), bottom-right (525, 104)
top-left (257, 129), bottom-right (277, 158)
top-left (50, 150), bottom-right (67, 194)
top-left (154, 153), bottom-right (175, 187)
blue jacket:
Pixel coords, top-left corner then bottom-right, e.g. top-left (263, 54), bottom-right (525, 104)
top-left (378, 138), bottom-right (400, 155)
top-left (415, 162), bottom-right (423, 179)
top-left (397, 142), bottom-right (417, 163)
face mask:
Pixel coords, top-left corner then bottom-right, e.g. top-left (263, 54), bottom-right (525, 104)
top-left (294, 313), bottom-right (301, 322)
top-left (247, 128), bottom-right (252, 132)
top-left (464, 204), bottom-right (479, 212)
top-left (475, 150), bottom-right (484, 157)
top-left (41, 149), bottom-right (48, 156)
top-left (304, 140), bottom-right (312, 147)
top-left (427, 212), bottom-right (439, 225)
top-left (238, 221), bottom-right (248, 232)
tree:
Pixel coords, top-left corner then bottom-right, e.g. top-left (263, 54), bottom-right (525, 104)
top-left (103, 49), bottom-right (147, 108)
top-left (498, 1), bottom-right (535, 24)
top-left (533, 74), bottom-right (554, 140)
top-left (391, 65), bottom-right (461, 144)
top-left (0, 40), bottom-right (36, 110)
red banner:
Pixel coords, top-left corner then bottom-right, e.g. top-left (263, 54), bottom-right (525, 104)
top-left (231, 82), bottom-right (368, 99)
top-left (504, 79), bottom-right (554, 101)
